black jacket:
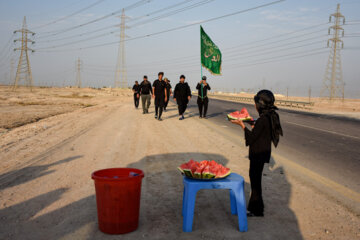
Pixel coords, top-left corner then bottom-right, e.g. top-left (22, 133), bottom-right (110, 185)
top-left (132, 84), bottom-right (141, 94)
top-left (139, 80), bottom-right (152, 95)
top-left (174, 82), bottom-right (191, 104)
top-left (244, 114), bottom-right (272, 163)
top-left (153, 79), bottom-right (166, 97)
top-left (196, 83), bottom-right (211, 98)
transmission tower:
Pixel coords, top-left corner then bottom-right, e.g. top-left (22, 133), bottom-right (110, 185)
top-left (321, 4), bottom-right (345, 100)
top-left (76, 57), bottom-right (82, 88)
top-left (10, 58), bottom-right (14, 85)
top-left (114, 9), bottom-right (129, 88)
top-left (13, 16), bottom-right (35, 91)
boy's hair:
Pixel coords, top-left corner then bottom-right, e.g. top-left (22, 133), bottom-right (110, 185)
top-left (158, 72), bottom-right (164, 76)
top-left (143, 75), bottom-right (148, 79)
top-left (180, 74), bottom-right (186, 79)
top-left (135, 81), bottom-right (138, 83)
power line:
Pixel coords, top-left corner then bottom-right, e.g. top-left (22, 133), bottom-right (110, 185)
top-left (128, 0), bottom-right (215, 28)
top-left (35, 0), bottom-right (213, 47)
top-left (36, 0), bottom-right (286, 52)
top-left (36, 0), bottom-right (152, 38)
top-left (128, 0), bottom-right (196, 22)
top-left (33, 0), bottom-right (107, 30)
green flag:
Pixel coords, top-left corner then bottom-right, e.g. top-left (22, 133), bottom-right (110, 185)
top-left (201, 26), bottom-right (222, 75)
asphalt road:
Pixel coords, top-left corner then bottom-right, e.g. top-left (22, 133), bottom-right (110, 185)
top-left (183, 97), bottom-right (360, 194)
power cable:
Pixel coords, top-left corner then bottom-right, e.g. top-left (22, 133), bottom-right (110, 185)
top-left (36, 0), bottom-right (286, 52)
top-left (36, 0), bottom-right (215, 47)
top-left (36, 0), bottom-right (152, 38)
top-left (33, 0), bottom-right (107, 30)
top-left (129, 0), bottom-right (215, 28)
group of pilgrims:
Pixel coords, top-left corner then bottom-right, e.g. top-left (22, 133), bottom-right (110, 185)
top-left (132, 72), bottom-right (211, 121)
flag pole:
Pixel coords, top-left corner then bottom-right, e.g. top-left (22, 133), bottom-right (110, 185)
top-left (200, 25), bottom-right (203, 80)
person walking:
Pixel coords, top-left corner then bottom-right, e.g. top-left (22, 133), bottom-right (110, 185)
top-left (139, 75), bottom-right (152, 114)
top-left (196, 76), bottom-right (211, 118)
top-left (132, 81), bottom-right (141, 108)
top-left (173, 75), bottom-right (191, 120)
top-left (164, 77), bottom-right (172, 111)
top-left (230, 90), bottom-right (283, 217)
top-left (152, 72), bottom-right (167, 121)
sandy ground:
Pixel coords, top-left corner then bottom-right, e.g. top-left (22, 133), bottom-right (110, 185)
top-left (0, 87), bottom-right (359, 240)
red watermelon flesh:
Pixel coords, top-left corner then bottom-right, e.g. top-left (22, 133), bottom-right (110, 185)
top-left (177, 162), bottom-right (193, 177)
top-left (178, 159), bottom-right (231, 179)
top-left (227, 107), bottom-right (253, 121)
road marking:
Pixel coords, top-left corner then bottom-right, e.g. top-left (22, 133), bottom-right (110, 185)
top-left (285, 121), bottom-right (360, 140)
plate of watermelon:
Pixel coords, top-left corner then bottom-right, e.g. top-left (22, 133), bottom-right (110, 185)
top-left (227, 107), bottom-right (255, 123)
top-left (178, 159), bottom-right (231, 180)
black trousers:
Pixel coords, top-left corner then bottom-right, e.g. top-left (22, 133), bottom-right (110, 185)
top-left (155, 96), bottom-right (165, 118)
top-left (178, 103), bottom-right (187, 116)
top-left (248, 160), bottom-right (265, 215)
top-left (197, 97), bottom-right (209, 117)
top-left (133, 93), bottom-right (139, 108)
top-left (164, 98), bottom-right (170, 109)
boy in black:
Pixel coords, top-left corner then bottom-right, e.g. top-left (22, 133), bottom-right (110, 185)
top-left (231, 90), bottom-right (283, 217)
top-left (196, 76), bottom-right (211, 118)
top-left (132, 81), bottom-right (141, 108)
top-left (164, 77), bottom-right (172, 111)
top-left (152, 72), bottom-right (167, 121)
top-left (139, 76), bottom-right (152, 114)
top-left (173, 75), bottom-right (191, 120)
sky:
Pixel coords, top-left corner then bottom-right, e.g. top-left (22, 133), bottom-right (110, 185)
top-left (0, 0), bottom-right (359, 98)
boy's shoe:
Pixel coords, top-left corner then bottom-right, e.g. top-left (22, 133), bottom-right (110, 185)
top-left (154, 115), bottom-right (158, 119)
top-left (158, 118), bottom-right (162, 121)
top-left (179, 115), bottom-right (185, 120)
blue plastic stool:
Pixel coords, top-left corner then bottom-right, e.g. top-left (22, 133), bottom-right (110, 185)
top-left (182, 173), bottom-right (248, 232)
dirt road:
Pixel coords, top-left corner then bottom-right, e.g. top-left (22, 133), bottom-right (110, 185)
top-left (0, 90), bottom-right (359, 239)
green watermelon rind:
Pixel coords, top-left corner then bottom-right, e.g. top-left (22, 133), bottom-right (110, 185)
top-left (215, 169), bottom-right (231, 178)
top-left (227, 114), bottom-right (253, 121)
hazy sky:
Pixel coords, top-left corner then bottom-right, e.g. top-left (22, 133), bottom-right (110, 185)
top-left (0, 0), bottom-right (359, 98)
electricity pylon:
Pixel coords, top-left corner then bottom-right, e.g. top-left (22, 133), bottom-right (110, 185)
top-left (13, 16), bottom-right (35, 91)
top-left (10, 58), bottom-right (14, 85)
top-left (321, 4), bottom-right (345, 100)
top-left (76, 58), bottom-right (82, 88)
top-left (114, 9), bottom-right (129, 88)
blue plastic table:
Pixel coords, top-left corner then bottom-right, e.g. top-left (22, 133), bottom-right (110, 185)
top-left (182, 173), bottom-right (248, 232)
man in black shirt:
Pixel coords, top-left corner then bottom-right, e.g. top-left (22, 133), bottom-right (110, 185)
top-left (196, 76), bottom-right (211, 118)
top-left (173, 75), bottom-right (191, 120)
top-left (139, 75), bottom-right (152, 114)
top-left (164, 77), bottom-right (172, 111)
top-left (132, 81), bottom-right (141, 108)
top-left (152, 72), bottom-right (167, 121)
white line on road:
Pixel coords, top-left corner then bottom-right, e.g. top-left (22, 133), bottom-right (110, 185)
top-left (285, 121), bottom-right (360, 140)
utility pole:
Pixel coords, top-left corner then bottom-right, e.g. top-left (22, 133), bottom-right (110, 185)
top-left (321, 4), bottom-right (345, 100)
top-left (286, 87), bottom-right (289, 100)
top-left (13, 16), bottom-right (35, 91)
top-left (308, 86), bottom-right (311, 103)
top-left (10, 58), bottom-right (14, 85)
top-left (114, 9), bottom-right (129, 88)
top-left (76, 57), bottom-right (82, 88)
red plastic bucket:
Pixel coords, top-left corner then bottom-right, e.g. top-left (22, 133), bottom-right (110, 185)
top-left (92, 168), bottom-right (144, 234)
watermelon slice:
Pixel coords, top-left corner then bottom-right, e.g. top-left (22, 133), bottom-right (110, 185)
top-left (178, 159), bottom-right (231, 179)
top-left (215, 165), bottom-right (231, 178)
top-left (177, 162), bottom-right (193, 177)
top-left (227, 107), bottom-right (253, 121)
